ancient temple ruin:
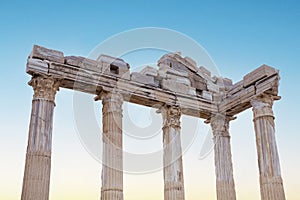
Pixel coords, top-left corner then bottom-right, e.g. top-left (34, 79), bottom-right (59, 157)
top-left (21, 45), bottom-right (286, 200)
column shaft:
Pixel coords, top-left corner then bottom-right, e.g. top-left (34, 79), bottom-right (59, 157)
top-left (210, 114), bottom-right (236, 200)
top-left (251, 95), bottom-right (285, 200)
top-left (100, 91), bottom-right (124, 200)
top-left (21, 76), bottom-right (59, 200)
top-left (161, 106), bottom-right (185, 200)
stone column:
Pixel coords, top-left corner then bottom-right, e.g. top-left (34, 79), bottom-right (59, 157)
top-left (250, 94), bottom-right (286, 200)
top-left (21, 76), bottom-right (59, 200)
top-left (210, 114), bottom-right (236, 200)
top-left (161, 106), bottom-right (185, 200)
top-left (99, 91), bottom-right (124, 200)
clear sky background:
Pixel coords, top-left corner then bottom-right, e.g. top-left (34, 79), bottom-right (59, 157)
top-left (0, 0), bottom-right (299, 199)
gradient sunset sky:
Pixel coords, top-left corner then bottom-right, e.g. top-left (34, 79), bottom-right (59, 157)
top-left (0, 1), bottom-right (300, 199)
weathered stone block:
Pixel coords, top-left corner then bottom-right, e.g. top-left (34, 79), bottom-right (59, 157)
top-left (131, 72), bottom-right (157, 86)
top-left (216, 77), bottom-right (233, 89)
top-left (158, 53), bottom-right (200, 74)
top-left (170, 60), bottom-right (188, 72)
top-left (243, 65), bottom-right (278, 87)
top-left (158, 55), bottom-right (189, 73)
top-left (140, 66), bottom-right (158, 77)
top-left (196, 68), bottom-right (215, 85)
top-left (202, 90), bottom-right (213, 101)
top-left (65, 56), bottom-right (99, 71)
top-left (207, 81), bottom-right (220, 93)
top-left (161, 79), bottom-right (196, 96)
top-left (97, 54), bottom-right (130, 79)
top-left (191, 80), bottom-right (207, 91)
top-left (184, 56), bottom-right (198, 72)
top-left (199, 66), bottom-right (211, 77)
top-left (26, 58), bottom-right (49, 74)
top-left (159, 64), bottom-right (189, 78)
top-left (119, 71), bottom-right (130, 80)
top-left (223, 78), bottom-right (233, 87)
top-left (31, 45), bottom-right (64, 63)
top-left (97, 54), bottom-right (129, 69)
top-left (189, 73), bottom-right (207, 90)
top-left (213, 93), bottom-right (223, 102)
top-left (166, 74), bottom-right (191, 86)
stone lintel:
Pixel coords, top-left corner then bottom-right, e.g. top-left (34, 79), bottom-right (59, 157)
top-left (26, 45), bottom-right (280, 119)
top-left (243, 65), bottom-right (278, 87)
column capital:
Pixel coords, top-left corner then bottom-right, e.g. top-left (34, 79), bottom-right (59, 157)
top-left (250, 94), bottom-right (277, 119)
top-left (160, 106), bottom-right (181, 129)
top-left (209, 114), bottom-right (233, 137)
top-left (95, 91), bottom-right (123, 103)
top-left (98, 91), bottom-right (123, 117)
top-left (29, 75), bottom-right (60, 102)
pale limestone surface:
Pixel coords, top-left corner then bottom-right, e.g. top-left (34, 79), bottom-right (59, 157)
top-left (130, 72), bottom-right (157, 86)
top-left (209, 114), bottom-right (236, 200)
top-left (22, 45), bottom-right (286, 200)
top-left (251, 94), bottom-right (285, 200)
top-left (98, 92), bottom-right (124, 200)
top-left (140, 66), bottom-right (158, 77)
top-left (21, 76), bottom-right (59, 200)
top-left (161, 106), bottom-right (185, 200)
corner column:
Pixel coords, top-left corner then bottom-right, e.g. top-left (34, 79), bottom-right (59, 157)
top-left (99, 91), bottom-right (124, 200)
top-left (250, 94), bottom-right (286, 200)
top-left (209, 114), bottom-right (236, 200)
top-left (161, 106), bottom-right (185, 200)
top-left (21, 76), bottom-right (59, 200)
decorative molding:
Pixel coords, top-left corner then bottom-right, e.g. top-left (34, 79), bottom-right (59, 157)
top-left (100, 91), bottom-right (123, 103)
top-left (100, 91), bottom-right (123, 115)
top-left (210, 114), bottom-right (233, 137)
top-left (250, 94), bottom-right (274, 119)
top-left (161, 106), bottom-right (181, 129)
top-left (29, 76), bottom-right (60, 102)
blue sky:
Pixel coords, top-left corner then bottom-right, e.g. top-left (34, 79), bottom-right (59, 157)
top-left (0, 0), bottom-right (299, 199)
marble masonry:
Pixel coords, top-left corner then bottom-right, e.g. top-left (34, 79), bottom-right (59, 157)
top-left (21, 45), bottom-right (285, 200)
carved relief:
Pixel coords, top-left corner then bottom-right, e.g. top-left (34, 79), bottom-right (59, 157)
top-left (29, 76), bottom-right (60, 102)
top-left (210, 114), bottom-right (231, 137)
top-left (161, 106), bottom-right (181, 128)
top-left (100, 91), bottom-right (123, 116)
top-left (250, 94), bottom-right (275, 119)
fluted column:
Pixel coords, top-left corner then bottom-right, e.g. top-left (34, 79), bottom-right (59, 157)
top-left (99, 91), bottom-right (124, 200)
top-left (250, 94), bottom-right (285, 200)
top-left (21, 76), bottom-right (59, 200)
top-left (210, 114), bottom-right (236, 200)
top-left (160, 106), bottom-right (185, 200)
